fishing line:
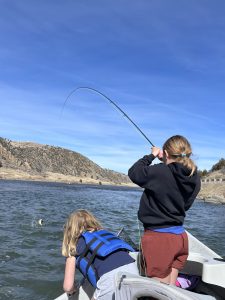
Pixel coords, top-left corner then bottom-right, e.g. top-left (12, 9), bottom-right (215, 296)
top-left (137, 217), bottom-right (147, 276)
top-left (61, 87), bottom-right (155, 147)
top-left (117, 226), bottom-right (139, 251)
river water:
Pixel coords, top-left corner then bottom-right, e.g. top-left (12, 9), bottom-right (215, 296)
top-left (0, 180), bottom-right (225, 300)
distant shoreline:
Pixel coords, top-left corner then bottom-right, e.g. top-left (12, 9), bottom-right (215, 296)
top-left (197, 195), bottom-right (225, 205)
top-left (0, 167), bottom-right (135, 187)
top-left (1, 167), bottom-right (224, 204)
top-left (198, 181), bottom-right (225, 204)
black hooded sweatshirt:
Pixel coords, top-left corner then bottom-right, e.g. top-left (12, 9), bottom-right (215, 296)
top-left (128, 154), bottom-right (201, 229)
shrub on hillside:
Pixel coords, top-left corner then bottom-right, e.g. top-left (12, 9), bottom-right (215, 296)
top-left (198, 169), bottom-right (208, 177)
top-left (211, 158), bottom-right (225, 172)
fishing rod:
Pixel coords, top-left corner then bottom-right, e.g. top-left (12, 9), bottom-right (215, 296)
top-left (61, 86), bottom-right (155, 147)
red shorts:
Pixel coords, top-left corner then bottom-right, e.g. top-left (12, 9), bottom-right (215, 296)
top-left (141, 230), bottom-right (188, 278)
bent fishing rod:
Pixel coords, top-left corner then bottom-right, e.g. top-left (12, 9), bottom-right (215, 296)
top-left (61, 86), bottom-right (155, 147)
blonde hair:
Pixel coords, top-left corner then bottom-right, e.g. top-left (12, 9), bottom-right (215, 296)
top-left (163, 135), bottom-right (197, 176)
top-left (62, 209), bottom-right (102, 257)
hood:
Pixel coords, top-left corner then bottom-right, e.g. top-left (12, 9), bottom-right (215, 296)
top-left (168, 162), bottom-right (200, 201)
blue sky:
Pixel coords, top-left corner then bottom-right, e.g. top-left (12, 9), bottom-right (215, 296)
top-left (0, 0), bottom-right (224, 173)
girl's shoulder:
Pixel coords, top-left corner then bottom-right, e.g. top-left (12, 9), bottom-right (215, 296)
top-left (76, 236), bottom-right (86, 257)
top-left (149, 163), bottom-right (175, 181)
top-left (150, 162), bottom-right (171, 173)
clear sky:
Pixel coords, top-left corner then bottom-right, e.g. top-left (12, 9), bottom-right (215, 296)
top-left (0, 0), bottom-right (224, 173)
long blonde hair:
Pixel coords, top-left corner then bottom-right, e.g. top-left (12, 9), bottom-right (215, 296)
top-left (62, 209), bottom-right (102, 257)
top-left (163, 135), bottom-right (197, 176)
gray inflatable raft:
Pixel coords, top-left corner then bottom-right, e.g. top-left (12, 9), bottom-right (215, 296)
top-left (55, 231), bottom-right (225, 300)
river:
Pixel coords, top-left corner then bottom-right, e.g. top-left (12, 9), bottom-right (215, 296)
top-left (0, 180), bottom-right (225, 300)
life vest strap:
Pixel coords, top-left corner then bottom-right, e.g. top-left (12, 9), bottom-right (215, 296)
top-left (78, 232), bottom-right (113, 260)
top-left (78, 234), bottom-right (120, 277)
top-left (76, 230), bottom-right (134, 287)
top-left (85, 241), bottom-right (104, 278)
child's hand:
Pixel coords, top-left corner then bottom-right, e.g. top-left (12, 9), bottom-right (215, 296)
top-left (151, 147), bottom-right (161, 158)
top-left (158, 150), bottom-right (164, 161)
top-left (151, 147), bottom-right (164, 161)
top-left (67, 282), bottom-right (79, 297)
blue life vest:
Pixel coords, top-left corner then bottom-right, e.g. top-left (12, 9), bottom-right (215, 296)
top-left (76, 230), bottom-right (134, 287)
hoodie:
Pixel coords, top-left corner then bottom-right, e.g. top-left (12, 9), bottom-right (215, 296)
top-left (128, 154), bottom-right (201, 229)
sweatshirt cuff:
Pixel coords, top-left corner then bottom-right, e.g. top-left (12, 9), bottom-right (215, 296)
top-left (143, 154), bottom-right (156, 164)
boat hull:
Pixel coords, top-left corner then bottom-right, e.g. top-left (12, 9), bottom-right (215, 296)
top-left (55, 231), bottom-right (225, 300)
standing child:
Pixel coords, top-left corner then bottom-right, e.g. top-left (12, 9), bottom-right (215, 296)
top-left (128, 135), bottom-right (201, 285)
top-left (62, 209), bottom-right (138, 300)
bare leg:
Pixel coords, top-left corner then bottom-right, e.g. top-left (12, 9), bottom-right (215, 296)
top-left (170, 268), bottom-right (179, 285)
top-left (153, 274), bottom-right (171, 284)
top-left (153, 268), bottom-right (178, 285)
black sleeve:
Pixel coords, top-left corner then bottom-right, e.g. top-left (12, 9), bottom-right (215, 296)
top-left (128, 154), bottom-right (156, 187)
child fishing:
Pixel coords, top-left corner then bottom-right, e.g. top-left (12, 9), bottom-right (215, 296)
top-left (62, 209), bottom-right (138, 299)
top-left (128, 135), bottom-right (201, 285)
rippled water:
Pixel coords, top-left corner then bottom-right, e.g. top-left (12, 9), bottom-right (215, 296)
top-left (0, 180), bottom-right (225, 300)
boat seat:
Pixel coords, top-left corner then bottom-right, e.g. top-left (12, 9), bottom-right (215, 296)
top-left (183, 252), bottom-right (225, 289)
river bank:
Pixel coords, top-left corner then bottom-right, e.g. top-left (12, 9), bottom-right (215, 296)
top-left (198, 182), bottom-right (225, 204)
top-left (1, 167), bottom-right (225, 204)
top-left (0, 167), bottom-right (134, 187)
top-left (198, 169), bottom-right (225, 204)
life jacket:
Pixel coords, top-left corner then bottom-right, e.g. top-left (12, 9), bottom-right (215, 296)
top-left (76, 230), bottom-right (135, 287)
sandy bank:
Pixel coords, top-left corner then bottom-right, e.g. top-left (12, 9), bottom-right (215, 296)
top-left (0, 167), bottom-right (135, 187)
top-left (198, 182), bottom-right (225, 204)
top-left (1, 168), bottom-right (225, 204)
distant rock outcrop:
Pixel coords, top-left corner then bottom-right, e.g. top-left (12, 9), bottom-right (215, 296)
top-left (199, 169), bottom-right (225, 204)
top-left (0, 137), bottom-right (132, 185)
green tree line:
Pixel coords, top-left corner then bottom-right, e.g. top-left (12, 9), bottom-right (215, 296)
top-left (199, 158), bottom-right (225, 177)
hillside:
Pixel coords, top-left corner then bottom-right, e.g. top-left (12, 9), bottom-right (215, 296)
top-left (0, 137), bottom-right (132, 186)
top-left (1, 137), bottom-right (225, 203)
top-left (198, 168), bottom-right (225, 204)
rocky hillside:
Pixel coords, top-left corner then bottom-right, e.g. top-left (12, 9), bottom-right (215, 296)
top-left (198, 168), bottom-right (225, 204)
top-left (1, 137), bottom-right (224, 202)
top-left (0, 137), bottom-right (132, 185)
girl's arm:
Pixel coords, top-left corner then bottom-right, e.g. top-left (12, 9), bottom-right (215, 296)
top-left (63, 256), bottom-right (77, 294)
top-left (128, 147), bottom-right (163, 187)
top-left (128, 154), bottom-right (156, 186)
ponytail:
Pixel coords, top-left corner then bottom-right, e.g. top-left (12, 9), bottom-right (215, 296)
top-left (163, 135), bottom-right (197, 176)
